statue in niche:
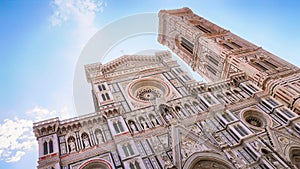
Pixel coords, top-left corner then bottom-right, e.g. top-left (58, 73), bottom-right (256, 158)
top-left (95, 130), bottom-right (104, 144)
top-left (165, 113), bottom-right (173, 122)
top-left (140, 118), bottom-right (149, 129)
top-left (162, 154), bottom-right (174, 169)
top-left (130, 121), bottom-right (137, 132)
top-left (82, 134), bottom-right (90, 148)
top-left (191, 125), bottom-right (202, 136)
top-left (68, 137), bottom-right (76, 152)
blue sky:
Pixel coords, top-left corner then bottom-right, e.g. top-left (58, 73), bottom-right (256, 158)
top-left (0, 0), bottom-right (299, 168)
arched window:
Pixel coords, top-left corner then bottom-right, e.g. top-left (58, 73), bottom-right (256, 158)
top-left (117, 121), bottom-right (124, 132)
top-left (180, 37), bottom-right (194, 54)
top-left (105, 93), bottom-right (110, 100)
top-left (102, 94), bottom-right (106, 101)
top-left (49, 140), bottom-right (53, 153)
top-left (122, 145), bottom-right (129, 156)
top-left (102, 84), bottom-right (106, 90)
top-left (98, 85), bottom-right (103, 91)
top-left (113, 122), bottom-right (120, 133)
top-left (129, 162), bottom-right (135, 169)
top-left (135, 161), bottom-right (141, 169)
top-left (128, 144), bottom-right (134, 155)
top-left (184, 104), bottom-right (192, 115)
top-left (43, 141), bottom-right (48, 155)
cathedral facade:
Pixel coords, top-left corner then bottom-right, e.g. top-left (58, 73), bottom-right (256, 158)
top-left (33, 8), bottom-right (300, 169)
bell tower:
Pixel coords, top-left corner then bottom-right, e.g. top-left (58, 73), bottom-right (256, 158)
top-left (158, 7), bottom-right (300, 113)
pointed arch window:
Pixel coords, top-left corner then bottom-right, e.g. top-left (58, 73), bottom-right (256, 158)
top-left (206, 64), bottom-right (217, 75)
top-left (113, 120), bottom-right (124, 134)
top-left (180, 37), bottom-right (194, 54)
top-left (113, 122), bottom-right (120, 133)
top-left (135, 161), bottom-right (141, 169)
top-left (105, 93), bottom-right (110, 100)
top-left (122, 145), bottom-right (129, 156)
top-left (43, 141), bottom-right (48, 155)
top-left (102, 94), bottom-right (106, 101)
top-left (49, 140), bottom-right (53, 153)
top-left (129, 162), bottom-right (135, 169)
top-left (207, 55), bottom-right (219, 66)
top-left (128, 144), bottom-right (134, 155)
top-left (102, 84), bottom-right (106, 90)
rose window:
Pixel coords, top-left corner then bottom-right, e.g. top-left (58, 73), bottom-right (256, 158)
top-left (127, 78), bottom-right (171, 103)
top-left (245, 116), bottom-right (263, 128)
top-left (240, 108), bottom-right (272, 130)
top-left (136, 87), bottom-right (163, 101)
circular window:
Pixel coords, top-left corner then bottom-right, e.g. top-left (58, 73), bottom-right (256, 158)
top-left (127, 78), bottom-right (171, 103)
top-left (240, 109), bottom-right (272, 130)
top-left (245, 116), bottom-right (263, 128)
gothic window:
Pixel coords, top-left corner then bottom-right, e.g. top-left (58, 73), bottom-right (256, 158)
top-left (98, 85), bottom-right (103, 91)
top-left (216, 94), bottom-right (228, 104)
top-left (195, 24), bottom-right (211, 34)
top-left (245, 83), bottom-right (258, 92)
top-left (262, 60), bottom-right (278, 69)
top-left (113, 121), bottom-right (120, 133)
top-left (128, 144), bottom-right (134, 155)
top-left (231, 41), bottom-right (242, 48)
top-left (207, 55), bottom-right (219, 66)
top-left (122, 145), bottom-right (129, 156)
top-left (180, 37), bottom-right (194, 54)
top-left (184, 104), bottom-right (193, 115)
top-left (253, 62), bottom-right (268, 71)
top-left (118, 121), bottom-right (124, 132)
top-left (102, 94), bottom-right (106, 101)
top-left (176, 68), bottom-right (184, 73)
top-left (102, 84), bottom-right (106, 90)
top-left (233, 89), bottom-right (245, 99)
top-left (266, 98), bottom-right (278, 107)
top-left (222, 113), bottom-right (234, 123)
top-left (105, 93), bottom-right (110, 100)
top-left (191, 102), bottom-right (201, 113)
top-left (225, 92), bottom-right (235, 102)
top-left (135, 161), bottom-right (141, 169)
top-left (129, 162), bottom-right (135, 169)
top-left (233, 124), bottom-right (249, 137)
top-left (43, 141), bottom-right (48, 155)
top-left (222, 43), bottom-right (234, 50)
top-left (122, 144), bottom-right (134, 157)
top-left (49, 140), bottom-right (53, 153)
top-left (149, 114), bottom-right (160, 126)
top-left (203, 94), bottom-right (216, 105)
top-left (183, 75), bottom-right (191, 81)
top-left (280, 108), bottom-right (295, 118)
top-left (206, 64), bottom-right (217, 75)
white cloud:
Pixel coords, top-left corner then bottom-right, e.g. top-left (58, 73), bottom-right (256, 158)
top-left (0, 106), bottom-right (74, 163)
top-left (5, 151), bottom-right (25, 163)
top-left (0, 117), bottom-right (36, 163)
top-left (50, 0), bottom-right (104, 27)
top-left (26, 106), bottom-right (73, 121)
top-left (50, 0), bottom-right (105, 47)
